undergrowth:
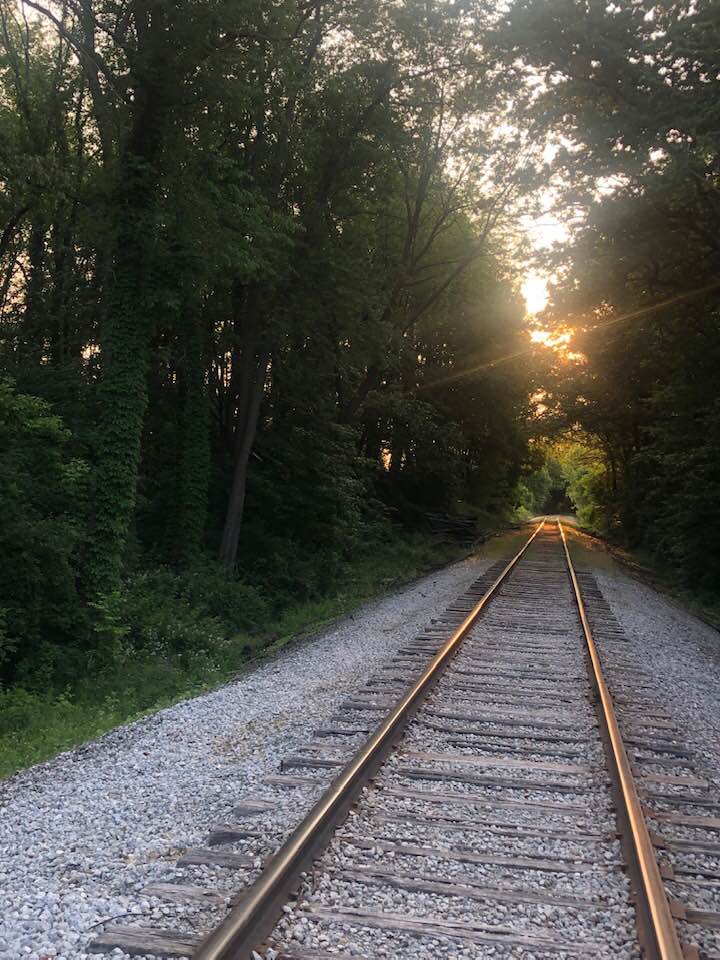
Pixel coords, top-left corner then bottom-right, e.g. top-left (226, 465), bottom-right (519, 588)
top-left (0, 531), bottom-right (467, 779)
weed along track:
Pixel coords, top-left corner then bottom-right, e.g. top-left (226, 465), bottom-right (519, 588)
top-left (90, 521), bottom-right (720, 960)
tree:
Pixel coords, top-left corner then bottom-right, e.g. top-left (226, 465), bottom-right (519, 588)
top-left (0, 0), bottom-right (542, 682)
top-left (506, 0), bottom-right (720, 586)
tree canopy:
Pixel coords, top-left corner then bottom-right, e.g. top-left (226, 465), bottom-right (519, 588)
top-left (0, 0), bottom-right (544, 684)
top-left (505, 0), bottom-right (720, 592)
top-left (2, 0), bottom-right (719, 694)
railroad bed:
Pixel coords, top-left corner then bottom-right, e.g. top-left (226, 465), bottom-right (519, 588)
top-left (91, 522), bottom-right (720, 960)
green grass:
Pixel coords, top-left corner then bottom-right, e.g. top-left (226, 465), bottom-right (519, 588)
top-left (0, 532), bottom-right (468, 780)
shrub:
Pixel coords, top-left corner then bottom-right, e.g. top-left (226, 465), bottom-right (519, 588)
top-left (92, 562), bottom-right (270, 662)
top-left (0, 380), bottom-right (88, 682)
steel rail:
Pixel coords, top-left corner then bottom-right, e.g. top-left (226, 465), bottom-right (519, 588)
top-left (194, 519), bottom-right (546, 960)
top-left (558, 520), bottom-right (684, 960)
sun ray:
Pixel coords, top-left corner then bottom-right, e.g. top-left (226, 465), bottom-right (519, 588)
top-left (421, 279), bottom-right (720, 392)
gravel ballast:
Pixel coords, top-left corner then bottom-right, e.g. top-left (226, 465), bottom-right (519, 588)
top-left (576, 542), bottom-right (720, 790)
top-left (570, 534), bottom-right (720, 957)
top-left (0, 547), bottom-right (498, 960)
top-left (4, 525), bottom-right (720, 960)
top-left (269, 528), bottom-right (639, 959)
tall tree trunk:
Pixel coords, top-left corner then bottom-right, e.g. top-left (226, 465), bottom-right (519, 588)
top-left (84, 57), bottom-right (168, 596)
top-left (48, 209), bottom-right (73, 364)
top-left (86, 239), bottom-right (155, 594)
top-left (219, 346), bottom-right (269, 570)
top-left (23, 224), bottom-right (46, 362)
top-left (175, 306), bottom-right (210, 562)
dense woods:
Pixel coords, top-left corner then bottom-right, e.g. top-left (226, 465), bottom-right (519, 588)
top-left (507, 0), bottom-right (720, 593)
top-left (2, 0), bottom-right (720, 768)
top-left (0, 0), bottom-right (541, 698)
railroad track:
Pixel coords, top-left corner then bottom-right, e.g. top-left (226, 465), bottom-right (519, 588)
top-left (91, 520), bottom-right (720, 960)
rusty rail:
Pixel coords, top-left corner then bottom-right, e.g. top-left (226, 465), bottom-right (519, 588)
top-left (193, 520), bottom-right (546, 960)
top-left (195, 519), bottom-right (684, 960)
top-left (558, 519), bottom-right (684, 960)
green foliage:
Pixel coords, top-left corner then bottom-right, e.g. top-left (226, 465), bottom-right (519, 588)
top-left (639, 347), bottom-right (720, 592)
top-left (0, 379), bottom-right (87, 681)
top-left (515, 466), bottom-right (553, 518)
top-left (0, 528), bottom-right (468, 779)
top-left (0, 0), bottom-right (543, 774)
top-left (514, 444), bottom-right (573, 518)
top-left (508, 0), bottom-right (720, 595)
top-left (242, 418), bottom-right (380, 599)
top-left (114, 563), bottom-right (270, 655)
top-left (555, 443), bottom-right (615, 534)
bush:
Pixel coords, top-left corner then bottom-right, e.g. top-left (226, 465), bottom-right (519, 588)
top-left (95, 563), bottom-right (270, 659)
top-left (176, 561), bottom-right (270, 629)
top-left (0, 379), bottom-right (88, 682)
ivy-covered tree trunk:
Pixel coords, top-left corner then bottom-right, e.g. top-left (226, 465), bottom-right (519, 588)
top-left (84, 22), bottom-right (169, 596)
top-left (85, 240), bottom-right (155, 595)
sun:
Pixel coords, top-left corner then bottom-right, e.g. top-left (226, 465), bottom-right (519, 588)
top-left (522, 274), bottom-right (549, 315)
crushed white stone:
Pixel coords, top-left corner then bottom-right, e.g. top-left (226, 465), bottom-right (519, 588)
top-left (585, 554), bottom-right (720, 788)
top-left (574, 537), bottom-right (720, 955)
top-left (0, 546), bottom-right (498, 960)
top-left (4, 529), bottom-right (718, 960)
